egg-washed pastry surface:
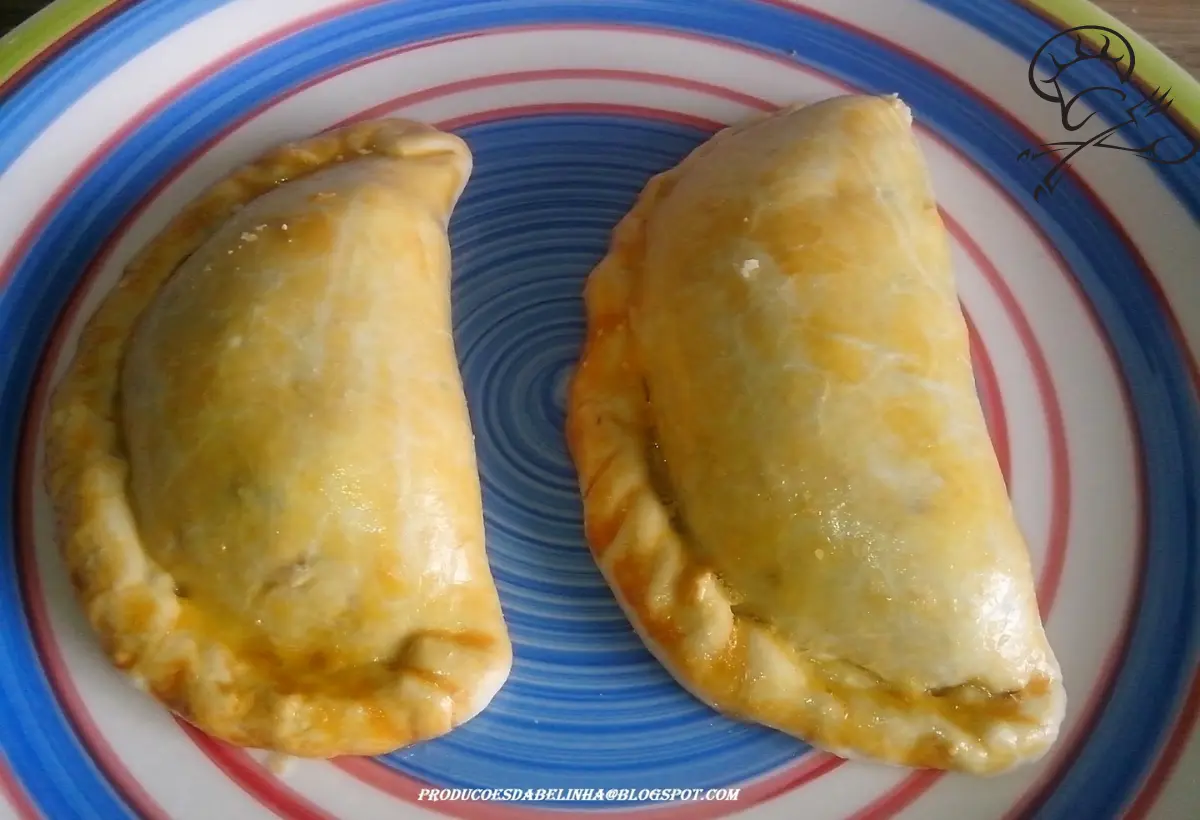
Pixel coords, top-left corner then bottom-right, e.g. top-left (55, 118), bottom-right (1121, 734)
top-left (43, 120), bottom-right (513, 758)
top-left (566, 94), bottom-right (1065, 775)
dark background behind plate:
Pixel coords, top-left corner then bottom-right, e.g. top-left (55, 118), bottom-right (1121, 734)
top-left (1, 1), bottom-right (1198, 73)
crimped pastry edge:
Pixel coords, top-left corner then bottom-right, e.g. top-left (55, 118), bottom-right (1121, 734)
top-left (42, 119), bottom-right (513, 758)
top-left (564, 98), bottom-right (1066, 776)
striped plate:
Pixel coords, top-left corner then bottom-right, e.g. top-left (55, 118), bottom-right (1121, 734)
top-left (1, 1), bottom-right (1197, 818)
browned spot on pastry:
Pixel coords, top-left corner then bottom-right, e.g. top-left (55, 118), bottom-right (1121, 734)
top-left (1025, 674), bottom-right (1052, 698)
top-left (257, 558), bottom-right (314, 597)
top-left (152, 208), bottom-right (216, 256)
top-left (304, 649), bottom-right (333, 675)
top-left (907, 732), bottom-right (954, 770)
top-left (608, 549), bottom-right (683, 649)
top-left (152, 662), bottom-right (193, 717)
top-left (241, 636), bottom-right (279, 674)
top-left (111, 649), bottom-right (137, 671)
top-left (361, 703), bottom-right (399, 739)
top-left (586, 315), bottom-right (629, 337)
top-left (404, 666), bottom-right (458, 696)
top-left (673, 567), bottom-right (710, 606)
top-left (583, 509), bottom-right (624, 557)
top-left (122, 589), bottom-right (159, 635)
top-left (643, 436), bottom-right (674, 506)
top-left (69, 568), bottom-right (89, 595)
top-left (728, 603), bottom-right (771, 629)
top-left (580, 449), bottom-right (619, 499)
top-left (416, 629), bottom-right (498, 652)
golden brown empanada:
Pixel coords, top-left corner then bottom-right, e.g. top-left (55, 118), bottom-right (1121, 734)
top-left (43, 120), bottom-right (513, 758)
top-left (565, 94), bottom-right (1065, 775)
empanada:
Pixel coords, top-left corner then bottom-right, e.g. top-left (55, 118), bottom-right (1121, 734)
top-left (565, 95), bottom-right (1065, 775)
top-left (43, 120), bottom-right (513, 757)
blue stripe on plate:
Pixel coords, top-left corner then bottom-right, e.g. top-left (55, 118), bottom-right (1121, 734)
top-left (0, 0), bottom-right (236, 176)
top-left (923, 0), bottom-right (1200, 216)
top-left (916, 6), bottom-right (1200, 817)
top-left (0, 0), bottom-right (1196, 817)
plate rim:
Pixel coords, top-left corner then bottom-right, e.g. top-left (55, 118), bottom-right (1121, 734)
top-left (0, 1), bottom-right (1197, 819)
top-left (2, 0), bottom-right (1197, 132)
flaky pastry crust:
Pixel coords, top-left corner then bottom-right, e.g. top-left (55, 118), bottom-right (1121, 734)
top-left (43, 120), bottom-right (513, 757)
top-left (565, 95), bottom-right (1065, 775)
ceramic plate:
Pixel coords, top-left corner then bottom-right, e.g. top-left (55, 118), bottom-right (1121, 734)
top-left (1, 1), bottom-right (1197, 818)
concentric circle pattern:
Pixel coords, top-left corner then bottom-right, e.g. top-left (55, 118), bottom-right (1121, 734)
top-left (389, 115), bottom-right (807, 804)
top-left (0, 0), bottom-right (1197, 819)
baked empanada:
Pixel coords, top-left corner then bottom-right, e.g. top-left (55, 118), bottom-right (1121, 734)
top-left (44, 120), bottom-right (513, 757)
top-left (566, 95), bottom-right (1065, 775)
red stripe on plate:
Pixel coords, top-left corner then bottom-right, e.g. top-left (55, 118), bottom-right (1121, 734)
top-left (257, 98), bottom-right (1050, 820)
top-left (0, 755), bottom-right (40, 820)
top-left (175, 724), bottom-right (337, 820)
top-left (327, 751), bottom-right (845, 820)
top-left (8, 11), bottom-right (1152, 820)
top-left (755, 3), bottom-right (1162, 813)
top-left (966, 309), bottom-right (1012, 481)
top-left (1121, 676), bottom-right (1200, 819)
top-left (437, 102), bottom-right (723, 132)
top-left (847, 770), bottom-right (944, 820)
top-left (9, 2), bottom-right (393, 818)
top-left (335, 67), bottom-right (772, 128)
top-left (17, 51), bottom-right (1073, 820)
top-left (753, 1), bottom-right (1169, 814)
top-left (944, 210), bottom-right (1071, 617)
top-left (185, 98), bottom-right (844, 820)
top-left (17, 525), bottom-right (172, 820)
top-left (845, 210), bottom-right (1077, 819)
top-left (1012, 12), bottom-right (1200, 805)
top-left (0, 0), bottom-right (392, 288)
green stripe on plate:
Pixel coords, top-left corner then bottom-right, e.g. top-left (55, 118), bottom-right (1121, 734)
top-left (0, 0), bottom-right (1195, 131)
top-left (0, 0), bottom-right (122, 88)
top-left (1026, 0), bottom-right (1200, 129)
